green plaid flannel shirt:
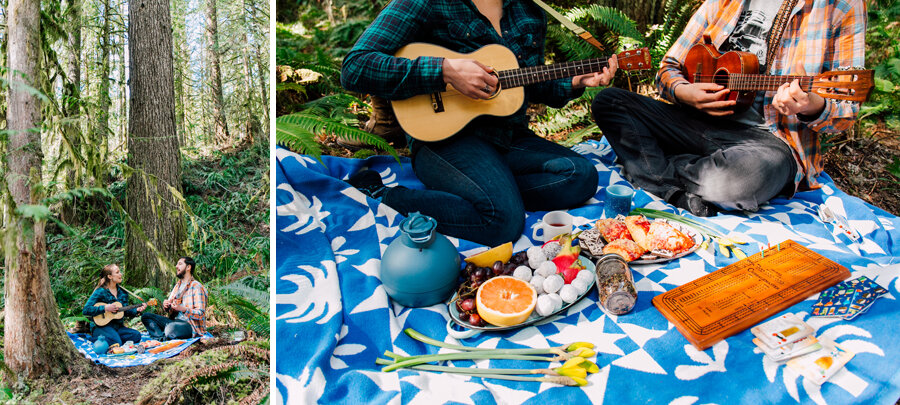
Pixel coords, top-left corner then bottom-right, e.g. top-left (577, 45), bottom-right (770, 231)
top-left (341, 0), bottom-right (583, 147)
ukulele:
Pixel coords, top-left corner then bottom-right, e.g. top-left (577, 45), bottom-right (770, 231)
top-left (93, 298), bottom-right (158, 327)
top-left (390, 43), bottom-right (652, 141)
top-left (681, 36), bottom-right (873, 113)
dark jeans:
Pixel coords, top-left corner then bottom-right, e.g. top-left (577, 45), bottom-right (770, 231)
top-left (93, 323), bottom-right (142, 346)
top-left (383, 130), bottom-right (598, 246)
top-left (141, 313), bottom-right (194, 340)
top-left (591, 88), bottom-right (796, 211)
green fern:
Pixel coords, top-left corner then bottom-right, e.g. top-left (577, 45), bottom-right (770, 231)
top-left (276, 110), bottom-right (400, 163)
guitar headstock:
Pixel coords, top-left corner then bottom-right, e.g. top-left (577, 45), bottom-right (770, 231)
top-left (812, 69), bottom-right (874, 103)
top-left (616, 47), bottom-right (652, 71)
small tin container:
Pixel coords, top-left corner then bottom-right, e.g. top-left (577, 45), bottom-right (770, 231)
top-left (594, 254), bottom-right (637, 315)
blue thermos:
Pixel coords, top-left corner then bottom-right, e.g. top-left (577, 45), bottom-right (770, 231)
top-left (381, 212), bottom-right (460, 307)
top-left (92, 335), bottom-right (109, 355)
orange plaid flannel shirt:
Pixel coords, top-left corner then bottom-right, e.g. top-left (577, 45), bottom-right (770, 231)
top-left (169, 279), bottom-right (208, 336)
top-left (656, 0), bottom-right (867, 190)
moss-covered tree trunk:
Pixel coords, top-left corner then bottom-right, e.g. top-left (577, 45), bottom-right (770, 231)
top-left (4, 0), bottom-right (86, 378)
top-left (206, 0), bottom-right (230, 144)
top-left (61, 0), bottom-right (83, 225)
top-left (96, 0), bottom-right (112, 156)
top-left (125, 0), bottom-right (187, 290)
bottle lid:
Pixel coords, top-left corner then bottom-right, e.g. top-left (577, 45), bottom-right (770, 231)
top-left (400, 212), bottom-right (437, 243)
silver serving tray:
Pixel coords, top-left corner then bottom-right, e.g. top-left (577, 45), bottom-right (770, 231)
top-left (447, 254), bottom-right (596, 331)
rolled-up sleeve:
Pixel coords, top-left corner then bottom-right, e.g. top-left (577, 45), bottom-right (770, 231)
top-left (82, 289), bottom-right (105, 317)
top-left (655, 1), bottom-right (715, 103)
top-left (803, 0), bottom-right (866, 133)
top-left (341, 0), bottom-right (445, 100)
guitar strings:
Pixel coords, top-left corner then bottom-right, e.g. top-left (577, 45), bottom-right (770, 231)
top-left (499, 58), bottom-right (611, 88)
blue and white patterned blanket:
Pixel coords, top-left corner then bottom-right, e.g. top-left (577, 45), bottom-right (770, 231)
top-left (69, 332), bottom-right (210, 367)
top-left (275, 141), bottom-right (900, 405)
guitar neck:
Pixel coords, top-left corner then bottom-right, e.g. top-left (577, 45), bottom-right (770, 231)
top-left (498, 58), bottom-right (610, 89)
top-left (709, 74), bottom-right (816, 92)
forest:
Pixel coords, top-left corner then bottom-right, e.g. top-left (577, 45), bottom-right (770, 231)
top-left (276, 0), bottom-right (900, 215)
top-left (1, 0), bottom-right (269, 403)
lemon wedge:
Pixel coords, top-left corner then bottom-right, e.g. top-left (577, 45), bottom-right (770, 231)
top-left (464, 242), bottom-right (513, 267)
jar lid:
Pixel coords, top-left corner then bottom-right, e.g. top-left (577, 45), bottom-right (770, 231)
top-left (400, 212), bottom-right (437, 243)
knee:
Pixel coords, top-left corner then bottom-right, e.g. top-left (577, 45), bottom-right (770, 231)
top-left (569, 157), bottom-right (599, 203)
top-left (479, 202), bottom-right (525, 246)
top-left (591, 88), bottom-right (631, 119)
top-left (695, 150), bottom-right (793, 209)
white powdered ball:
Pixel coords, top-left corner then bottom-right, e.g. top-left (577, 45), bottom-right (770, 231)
top-left (559, 284), bottom-right (579, 303)
top-left (571, 277), bottom-right (592, 295)
top-left (575, 269), bottom-right (594, 283)
top-left (535, 294), bottom-right (556, 316)
top-left (530, 275), bottom-right (546, 294)
top-left (542, 274), bottom-right (564, 294)
top-left (513, 266), bottom-right (532, 282)
top-left (542, 241), bottom-right (562, 260)
top-left (536, 261), bottom-right (557, 278)
top-left (526, 246), bottom-right (546, 269)
top-left (546, 293), bottom-right (563, 312)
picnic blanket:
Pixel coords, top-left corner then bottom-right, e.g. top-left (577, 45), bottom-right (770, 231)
top-left (69, 332), bottom-right (211, 367)
top-left (275, 140), bottom-right (900, 405)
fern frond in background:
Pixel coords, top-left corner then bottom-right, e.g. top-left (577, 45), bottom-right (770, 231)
top-left (276, 95), bottom-right (400, 163)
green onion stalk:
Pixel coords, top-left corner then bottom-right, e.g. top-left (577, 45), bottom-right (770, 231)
top-left (630, 208), bottom-right (750, 259)
top-left (378, 328), bottom-right (600, 386)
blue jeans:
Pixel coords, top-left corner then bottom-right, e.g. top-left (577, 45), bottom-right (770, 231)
top-left (92, 323), bottom-right (142, 346)
top-left (591, 88), bottom-right (796, 211)
top-left (141, 313), bottom-right (194, 340)
top-left (383, 130), bottom-right (598, 246)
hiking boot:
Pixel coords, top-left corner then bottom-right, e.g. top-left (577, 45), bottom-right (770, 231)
top-left (670, 191), bottom-right (719, 217)
top-left (347, 169), bottom-right (387, 200)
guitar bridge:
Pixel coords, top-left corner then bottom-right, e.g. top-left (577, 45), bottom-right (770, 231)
top-left (431, 92), bottom-right (444, 113)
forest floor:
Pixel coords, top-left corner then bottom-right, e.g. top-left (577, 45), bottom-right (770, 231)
top-left (29, 330), bottom-right (261, 404)
top-left (320, 123), bottom-right (900, 216)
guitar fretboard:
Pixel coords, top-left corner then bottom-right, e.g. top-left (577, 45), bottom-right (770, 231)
top-left (695, 73), bottom-right (815, 92)
top-left (498, 58), bottom-right (611, 89)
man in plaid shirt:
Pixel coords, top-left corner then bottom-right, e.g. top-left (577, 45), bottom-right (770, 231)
top-left (141, 257), bottom-right (208, 339)
top-left (591, 0), bottom-right (866, 216)
top-left (340, 0), bottom-right (617, 246)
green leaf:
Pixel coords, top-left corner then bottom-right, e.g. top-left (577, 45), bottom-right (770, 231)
top-left (888, 157), bottom-right (900, 180)
top-left (874, 77), bottom-right (895, 92)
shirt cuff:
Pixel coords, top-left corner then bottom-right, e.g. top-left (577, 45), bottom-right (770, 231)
top-left (561, 79), bottom-right (584, 100)
top-left (421, 56), bottom-right (447, 93)
top-left (669, 80), bottom-right (690, 105)
top-left (797, 98), bottom-right (832, 125)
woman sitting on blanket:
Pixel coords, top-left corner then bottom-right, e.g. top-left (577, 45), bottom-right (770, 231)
top-left (82, 264), bottom-right (146, 346)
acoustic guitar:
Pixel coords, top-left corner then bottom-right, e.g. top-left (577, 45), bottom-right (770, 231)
top-left (93, 298), bottom-right (158, 327)
top-left (681, 36), bottom-right (873, 113)
top-left (391, 43), bottom-right (652, 141)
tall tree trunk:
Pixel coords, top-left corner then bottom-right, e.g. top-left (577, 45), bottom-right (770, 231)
top-left (4, 0), bottom-right (86, 379)
top-left (251, 0), bottom-right (268, 136)
top-left (96, 0), bottom-right (112, 156)
top-left (172, 0), bottom-right (188, 146)
top-left (118, 3), bottom-right (128, 153)
top-left (241, 3), bottom-right (257, 144)
top-left (61, 0), bottom-right (83, 224)
top-left (205, 0), bottom-right (230, 144)
top-left (125, 0), bottom-right (187, 290)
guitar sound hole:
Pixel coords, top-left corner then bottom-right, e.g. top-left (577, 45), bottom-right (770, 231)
top-left (714, 69), bottom-right (729, 87)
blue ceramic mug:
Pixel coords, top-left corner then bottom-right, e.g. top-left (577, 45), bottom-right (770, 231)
top-left (604, 185), bottom-right (634, 218)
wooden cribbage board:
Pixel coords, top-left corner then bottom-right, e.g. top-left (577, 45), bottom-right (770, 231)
top-left (652, 240), bottom-right (850, 350)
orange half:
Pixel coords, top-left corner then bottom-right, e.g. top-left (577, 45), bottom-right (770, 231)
top-left (475, 276), bottom-right (537, 327)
